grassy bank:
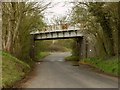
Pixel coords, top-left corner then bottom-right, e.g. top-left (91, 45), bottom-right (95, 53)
top-left (1, 52), bottom-right (31, 88)
top-left (35, 52), bottom-right (50, 61)
top-left (80, 57), bottom-right (119, 76)
top-left (65, 55), bottom-right (119, 76)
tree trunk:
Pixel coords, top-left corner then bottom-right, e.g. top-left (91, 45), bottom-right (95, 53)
top-left (5, 27), bottom-right (12, 53)
top-left (118, 2), bottom-right (120, 55)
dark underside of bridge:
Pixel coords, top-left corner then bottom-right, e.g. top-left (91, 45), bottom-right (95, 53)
top-left (34, 36), bottom-right (83, 41)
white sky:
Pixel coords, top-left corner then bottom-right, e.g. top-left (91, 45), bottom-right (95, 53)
top-left (43, 0), bottom-right (119, 24)
top-left (44, 0), bottom-right (74, 24)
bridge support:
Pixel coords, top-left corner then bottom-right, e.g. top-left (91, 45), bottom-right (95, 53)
top-left (30, 29), bottom-right (84, 60)
top-left (30, 35), bottom-right (35, 60)
top-left (76, 37), bottom-right (83, 60)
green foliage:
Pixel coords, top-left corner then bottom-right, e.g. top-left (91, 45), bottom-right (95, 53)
top-left (80, 57), bottom-right (119, 76)
top-left (35, 52), bottom-right (50, 61)
top-left (34, 39), bottom-right (73, 61)
top-left (71, 2), bottom-right (119, 57)
top-left (88, 3), bottom-right (116, 56)
top-left (2, 52), bottom-right (30, 88)
top-left (35, 39), bottom-right (73, 53)
top-left (2, 2), bottom-right (47, 63)
top-left (48, 44), bottom-right (69, 52)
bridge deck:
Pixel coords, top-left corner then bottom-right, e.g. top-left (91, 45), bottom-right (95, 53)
top-left (31, 29), bottom-right (83, 40)
top-left (30, 29), bottom-right (80, 34)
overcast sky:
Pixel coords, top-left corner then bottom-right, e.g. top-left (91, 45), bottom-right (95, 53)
top-left (44, 0), bottom-right (74, 25)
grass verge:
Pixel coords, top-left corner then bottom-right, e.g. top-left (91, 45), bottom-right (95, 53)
top-left (2, 52), bottom-right (31, 88)
top-left (35, 52), bottom-right (50, 61)
top-left (79, 57), bottom-right (120, 76)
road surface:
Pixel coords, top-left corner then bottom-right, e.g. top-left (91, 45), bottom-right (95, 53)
top-left (22, 52), bottom-right (118, 88)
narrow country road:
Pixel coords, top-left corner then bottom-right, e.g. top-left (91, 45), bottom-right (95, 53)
top-left (22, 52), bottom-right (118, 88)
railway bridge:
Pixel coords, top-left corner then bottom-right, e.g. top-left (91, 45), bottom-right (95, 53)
top-left (30, 24), bottom-right (83, 40)
top-left (30, 24), bottom-right (96, 60)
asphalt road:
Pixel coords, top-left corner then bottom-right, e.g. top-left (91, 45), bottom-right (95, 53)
top-left (22, 52), bottom-right (118, 88)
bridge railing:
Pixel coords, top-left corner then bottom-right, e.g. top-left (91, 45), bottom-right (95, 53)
top-left (30, 24), bottom-right (80, 35)
top-left (42, 24), bottom-right (79, 32)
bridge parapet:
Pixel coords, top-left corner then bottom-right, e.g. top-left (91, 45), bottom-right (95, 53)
top-left (41, 24), bottom-right (79, 32)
